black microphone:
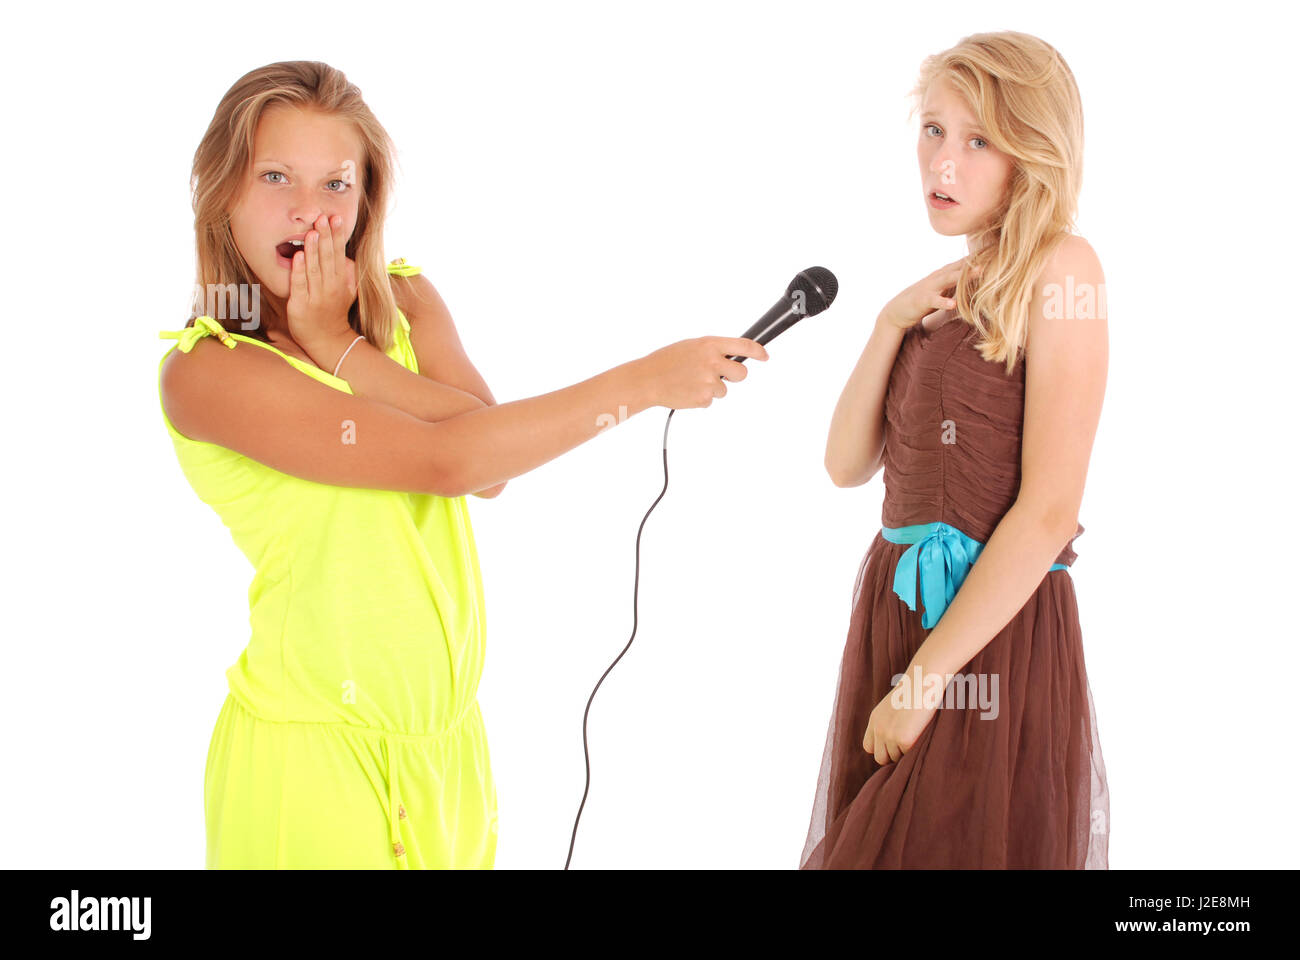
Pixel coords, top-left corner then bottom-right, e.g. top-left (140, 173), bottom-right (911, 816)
top-left (724, 266), bottom-right (839, 367)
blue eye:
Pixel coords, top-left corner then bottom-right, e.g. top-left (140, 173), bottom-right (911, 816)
top-left (260, 171), bottom-right (353, 191)
top-left (924, 125), bottom-right (988, 149)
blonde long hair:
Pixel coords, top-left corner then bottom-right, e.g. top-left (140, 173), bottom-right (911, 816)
top-left (189, 60), bottom-right (404, 353)
top-left (908, 31), bottom-right (1085, 374)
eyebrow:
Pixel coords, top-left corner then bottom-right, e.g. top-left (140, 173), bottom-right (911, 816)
top-left (920, 113), bottom-right (985, 134)
top-left (254, 159), bottom-right (353, 175)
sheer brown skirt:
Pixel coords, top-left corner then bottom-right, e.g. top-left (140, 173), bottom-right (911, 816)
top-left (801, 532), bottom-right (1110, 869)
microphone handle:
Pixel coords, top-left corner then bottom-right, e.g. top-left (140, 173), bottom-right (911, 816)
top-left (723, 302), bottom-right (801, 365)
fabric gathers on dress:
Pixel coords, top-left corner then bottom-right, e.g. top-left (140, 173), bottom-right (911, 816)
top-left (882, 521), bottom-right (1070, 629)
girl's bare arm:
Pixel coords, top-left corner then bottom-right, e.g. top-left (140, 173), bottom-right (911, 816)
top-left (828, 258), bottom-right (976, 487)
top-left (824, 314), bottom-right (906, 486)
top-left (160, 335), bottom-right (651, 498)
top-left (297, 333), bottom-right (506, 497)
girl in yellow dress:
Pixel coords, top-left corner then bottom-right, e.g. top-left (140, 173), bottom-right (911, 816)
top-left (157, 60), bottom-right (767, 868)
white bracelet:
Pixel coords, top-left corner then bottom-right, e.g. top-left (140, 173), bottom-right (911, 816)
top-left (333, 335), bottom-right (365, 377)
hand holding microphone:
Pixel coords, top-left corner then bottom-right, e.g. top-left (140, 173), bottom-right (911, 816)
top-left (631, 266), bottom-right (839, 411)
top-left (635, 337), bottom-right (770, 410)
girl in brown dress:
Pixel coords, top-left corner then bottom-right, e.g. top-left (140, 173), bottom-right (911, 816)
top-left (803, 31), bottom-right (1110, 869)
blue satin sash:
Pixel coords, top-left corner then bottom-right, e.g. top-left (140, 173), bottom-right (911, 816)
top-left (881, 521), bottom-right (1069, 629)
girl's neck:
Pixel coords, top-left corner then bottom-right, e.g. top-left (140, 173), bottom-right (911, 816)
top-left (255, 293), bottom-right (290, 340)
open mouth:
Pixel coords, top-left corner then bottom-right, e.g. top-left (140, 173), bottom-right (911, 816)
top-left (275, 240), bottom-right (304, 260)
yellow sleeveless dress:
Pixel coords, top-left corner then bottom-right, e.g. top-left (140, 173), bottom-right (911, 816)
top-left (157, 260), bottom-right (497, 869)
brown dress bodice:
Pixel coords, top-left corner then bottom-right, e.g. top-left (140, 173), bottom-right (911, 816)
top-left (881, 313), bottom-right (1082, 567)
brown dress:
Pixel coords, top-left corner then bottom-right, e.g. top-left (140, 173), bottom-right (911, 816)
top-left (800, 311), bottom-right (1110, 869)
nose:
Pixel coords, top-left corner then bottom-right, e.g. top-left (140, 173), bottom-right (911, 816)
top-left (929, 142), bottom-right (956, 178)
top-left (287, 183), bottom-right (324, 228)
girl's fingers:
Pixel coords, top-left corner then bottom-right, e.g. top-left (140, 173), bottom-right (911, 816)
top-left (318, 215), bottom-right (335, 284)
top-left (331, 215), bottom-right (347, 276)
top-left (723, 337), bottom-right (770, 360)
top-left (306, 228), bottom-right (321, 298)
top-left (290, 248), bottom-right (307, 303)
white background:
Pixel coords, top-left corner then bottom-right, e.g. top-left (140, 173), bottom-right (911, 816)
top-left (2, 0), bottom-right (1296, 869)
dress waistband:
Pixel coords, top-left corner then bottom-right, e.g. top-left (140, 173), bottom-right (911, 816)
top-left (881, 521), bottom-right (1069, 629)
top-left (224, 688), bottom-right (480, 869)
top-left (378, 705), bottom-right (482, 868)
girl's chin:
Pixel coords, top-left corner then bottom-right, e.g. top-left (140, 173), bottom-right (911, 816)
top-left (251, 267), bottom-right (289, 296)
top-left (929, 221), bottom-right (966, 236)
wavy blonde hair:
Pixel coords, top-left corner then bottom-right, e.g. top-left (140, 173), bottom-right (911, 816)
top-left (908, 31), bottom-right (1084, 374)
top-left (188, 60), bottom-right (404, 353)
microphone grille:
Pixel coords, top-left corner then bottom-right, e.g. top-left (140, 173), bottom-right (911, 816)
top-left (790, 267), bottom-right (838, 316)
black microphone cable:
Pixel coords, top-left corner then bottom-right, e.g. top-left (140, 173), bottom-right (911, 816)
top-left (564, 267), bottom-right (837, 869)
top-left (564, 405), bottom-right (677, 870)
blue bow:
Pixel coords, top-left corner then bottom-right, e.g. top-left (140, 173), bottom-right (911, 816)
top-left (884, 522), bottom-right (985, 629)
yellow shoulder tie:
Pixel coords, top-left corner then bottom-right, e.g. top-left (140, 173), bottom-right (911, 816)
top-left (158, 316), bottom-right (236, 352)
top-left (387, 257), bottom-right (423, 277)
